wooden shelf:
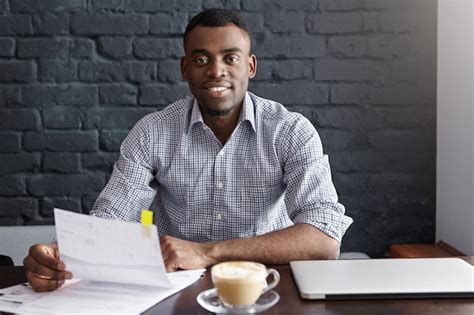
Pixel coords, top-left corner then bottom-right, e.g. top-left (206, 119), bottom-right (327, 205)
top-left (389, 241), bottom-right (465, 258)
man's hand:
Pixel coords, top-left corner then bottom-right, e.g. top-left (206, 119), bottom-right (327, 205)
top-left (23, 244), bottom-right (73, 292)
top-left (160, 236), bottom-right (214, 272)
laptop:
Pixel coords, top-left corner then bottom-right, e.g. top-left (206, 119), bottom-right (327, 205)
top-left (290, 257), bottom-right (474, 300)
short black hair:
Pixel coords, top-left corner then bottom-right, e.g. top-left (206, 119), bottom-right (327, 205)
top-left (184, 8), bottom-right (251, 48)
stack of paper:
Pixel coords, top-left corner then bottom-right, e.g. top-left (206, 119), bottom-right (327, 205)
top-left (0, 209), bottom-right (206, 314)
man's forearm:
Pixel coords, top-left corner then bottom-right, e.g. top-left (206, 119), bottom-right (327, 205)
top-left (207, 223), bottom-right (340, 265)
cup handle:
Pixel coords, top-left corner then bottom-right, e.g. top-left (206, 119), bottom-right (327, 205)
top-left (262, 268), bottom-right (280, 293)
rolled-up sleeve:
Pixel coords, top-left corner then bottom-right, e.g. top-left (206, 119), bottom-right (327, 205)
top-left (281, 115), bottom-right (352, 242)
top-left (90, 116), bottom-right (157, 222)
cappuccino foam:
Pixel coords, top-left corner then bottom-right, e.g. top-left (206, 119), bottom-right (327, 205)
top-left (213, 262), bottom-right (265, 279)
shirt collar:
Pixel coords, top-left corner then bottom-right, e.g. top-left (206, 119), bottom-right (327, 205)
top-left (188, 92), bottom-right (256, 133)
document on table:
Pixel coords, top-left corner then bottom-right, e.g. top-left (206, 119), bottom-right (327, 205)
top-left (0, 269), bottom-right (205, 314)
top-left (0, 208), bottom-right (206, 314)
top-left (54, 208), bottom-right (170, 287)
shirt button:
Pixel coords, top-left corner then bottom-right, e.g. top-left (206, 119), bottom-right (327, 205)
top-left (218, 150), bottom-right (224, 156)
top-left (216, 182), bottom-right (223, 189)
top-left (216, 213), bottom-right (222, 220)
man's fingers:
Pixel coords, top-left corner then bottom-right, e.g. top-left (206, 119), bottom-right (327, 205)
top-left (27, 271), bottom-right (65, 292)
top-left (29, 244), bottom-right (63, 270)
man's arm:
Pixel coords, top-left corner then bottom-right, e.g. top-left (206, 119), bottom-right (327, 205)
top-left (160, 223), bottom-right (339, 272)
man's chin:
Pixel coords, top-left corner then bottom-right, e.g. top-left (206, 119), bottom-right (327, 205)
top-left (205, 107), bottom-right (233, 117)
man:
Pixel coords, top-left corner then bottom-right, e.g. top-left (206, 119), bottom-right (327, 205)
top-left (24, 8), bottom-right (352, 292)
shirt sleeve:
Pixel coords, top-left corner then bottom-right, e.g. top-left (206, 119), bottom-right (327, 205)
top-left (90, 116), bottom-right (157, 222)
top-left (280, 114), bottom-right (353, 243)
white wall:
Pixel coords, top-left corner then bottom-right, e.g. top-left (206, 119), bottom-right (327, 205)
top-left (436, 0), bottom-right (474, 255)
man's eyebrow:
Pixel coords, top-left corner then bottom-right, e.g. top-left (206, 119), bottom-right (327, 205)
top-left (190, 47), bottom-right (243, 55)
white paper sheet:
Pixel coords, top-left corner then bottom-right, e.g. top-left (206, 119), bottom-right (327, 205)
top-left (54, 208), bottom-right (171, 287)
top-left (0, 269), bottom-right (205, 314)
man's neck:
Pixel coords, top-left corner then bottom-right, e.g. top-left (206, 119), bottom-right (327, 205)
top-left (201, 104), bottom-right (242, 145)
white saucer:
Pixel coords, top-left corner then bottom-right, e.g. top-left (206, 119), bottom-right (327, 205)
top-left (196, 288), bottom-right (280, 314)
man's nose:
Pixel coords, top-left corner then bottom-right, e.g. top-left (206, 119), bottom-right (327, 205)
top-left (206, 59), bottom-right (227, 78)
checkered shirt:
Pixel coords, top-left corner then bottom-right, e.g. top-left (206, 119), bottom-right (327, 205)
top-left (90, 92), bottom-right (352, 243)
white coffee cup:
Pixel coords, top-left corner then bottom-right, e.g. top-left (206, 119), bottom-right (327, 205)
top-left (211, 261), bottom-right (280, 307)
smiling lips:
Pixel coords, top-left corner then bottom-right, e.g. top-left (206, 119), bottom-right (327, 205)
top-left (204, 83), bottom-right (232, 97)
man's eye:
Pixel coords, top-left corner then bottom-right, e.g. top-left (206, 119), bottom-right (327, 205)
top-left (194, 57), bottom-right (208, 65)
top-left (226, 56), bottom-right (240, 63)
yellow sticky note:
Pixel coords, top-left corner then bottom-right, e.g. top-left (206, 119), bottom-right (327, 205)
top-left (141, 209), bottom-right (153, 225)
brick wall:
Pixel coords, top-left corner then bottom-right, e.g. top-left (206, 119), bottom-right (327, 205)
top-left (0, 0), bottom-right (437, 257)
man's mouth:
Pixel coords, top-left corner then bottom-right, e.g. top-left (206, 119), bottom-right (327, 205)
top-left (207, 86), bottom-right (229, 92)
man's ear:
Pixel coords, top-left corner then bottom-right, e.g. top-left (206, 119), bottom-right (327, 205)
top-left (180, 56), bottom-right (188, 80)
top-left (248, 54), bottom-right (257, 79)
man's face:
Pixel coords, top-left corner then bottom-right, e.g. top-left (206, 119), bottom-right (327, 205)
top-left (181, 24), bottom-right (257, 117)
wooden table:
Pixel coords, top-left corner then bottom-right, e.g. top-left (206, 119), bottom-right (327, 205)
top-left (1, 259), bottom-right (473, 315)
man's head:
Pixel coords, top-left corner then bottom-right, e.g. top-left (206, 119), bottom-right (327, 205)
top-left (181, 9), bottom-right (257, 118)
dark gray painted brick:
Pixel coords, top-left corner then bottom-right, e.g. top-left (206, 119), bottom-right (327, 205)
top-left (252, 60), bottom-right (273, 82)
top-left (0, 15), bottom-right (33, 35)
top-left (367, 83), bottom-right (421, 105)
top-left (273, 60), bottom-right (312, 80)
top-left (242, 0), bottom-right (318, 11)
top-left (10, 0), bottom-right (85, 13)
top-left (0, 86), bottom-right (21, 106)
top-left (362, 10), bottom-right (418, 33)
top-left (149, 12), bottom-right (188, 34)
top-left (98, 37), bottom-right (132, 59)
top-left (203, 0), bottom-right (240, 10)
top-left (307, 12), bottom-right (362, 34)
top-left (254, 34), bottom-right (326, 58)
top-left (0, 175), bottom-right (27, 196)
top-left (373, 106), bottom-right (435, 129)
top-left (250, 81), bottom-right (328, 105)
top-left (41, 197), bottom-right (82, 216)
top-left (0, 197), bottom-right (38, 217)
top-left (39, 60), bottom-right (78, 83)
top-left (70, 39), bottom-right (95, 59)
top-left (332, 150), bottom-right (386, 172)
top-left (314, 59), bottom-right (388, 82)
top-left (0, 153), bottom-right (40, 175)
top-left (139, 84), bottom-right (190, 105)
top-left (82, 152), bottom-right (118, 171)
top-left (71, 14), bottom-right (148, 35)
top-left (27, 173), bottom-right (106, 196)
top-left (23, 131), bottom-right (99, 152)
top-left (79, 62), bottom-right (127, 82)
top-left (264, 11), bottom-right (306, 33)
top-left (21, 85), bottom-right (98, 106)
top-left (368, 130), bottom-right (432, 154)
top-left (133, 38), bottom-right (183, 59)
top-left (363, 0), bottom-right (411, 10)
top-left (0, 0), bottom-right (7, 12)
top-left (320, 0), bottom-right (363, 10)
top-left (0, 38), bottom-right (15, 57)
top-left (82, 193), bottom-right (100, 213)
top-left (32, 15), bottom-right (70, 35)
top-left (0, 109), bottom-right (41, 130)
top-left (99, 83), bottom-right (137, 104)
top-left (121, 0), bottom-right (161, 12)
top-left (100, 130), bottom-right (128, 151)
top-left (17, 38), bottom-right (71, 59)
top-left (43, 107), bottom-right (82, 129)
top-left (319, 129), bottom-right (369, 151)
top-left (84, 108), bottom-right (155, 129)
top-left (0, 132), bottom-right (21, 153)
top-left (43, 152), bottom-right (81, 173)
top-left (158, 60), bottom-right (182, 83)
top-left (240, 13), bottom-right (264, 33)
top-left (310, 106), bottom-right (377, 130)
top-left (89, 0), bottom-right (124, 10)
top-left (126, 62), bottom-right (157, 82)
top-left (0, 61), bottom-right (36, 83)
top-left (330, 83), bottom-right (369, 104)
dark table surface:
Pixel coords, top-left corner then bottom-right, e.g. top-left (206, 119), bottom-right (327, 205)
top-left (1, 257), bottom-right (473, 315)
